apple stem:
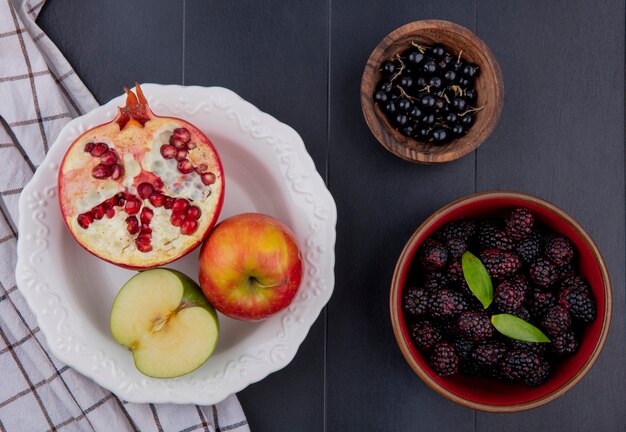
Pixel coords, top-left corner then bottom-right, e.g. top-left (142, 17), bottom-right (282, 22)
top-left (250, 278), bottom-right (289, 289)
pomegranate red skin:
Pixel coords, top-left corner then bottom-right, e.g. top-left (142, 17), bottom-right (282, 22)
top-left (58, 85), bottom-right (225, 270)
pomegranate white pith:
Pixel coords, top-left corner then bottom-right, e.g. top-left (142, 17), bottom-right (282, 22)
top-left (58, 85), bottom-right (224, 269)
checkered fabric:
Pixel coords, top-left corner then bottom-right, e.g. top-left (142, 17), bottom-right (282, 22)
top-left (0, 1), bottom-right (250, 431)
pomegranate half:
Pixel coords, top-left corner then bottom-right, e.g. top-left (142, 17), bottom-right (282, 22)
top-left (58, 84), bottom-right (224, 269)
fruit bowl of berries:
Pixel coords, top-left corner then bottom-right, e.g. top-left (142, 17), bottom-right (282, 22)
top-left (390, 191), bottom-right (611, 411)
top-left (361, 20), bottom-right (503, 163)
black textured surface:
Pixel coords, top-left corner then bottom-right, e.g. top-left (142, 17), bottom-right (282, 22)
top-left (38, 1), bottom-right (625, 431)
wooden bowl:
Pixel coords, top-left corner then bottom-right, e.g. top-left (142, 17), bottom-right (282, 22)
top-left (361, 20), bottom-right (504, 164)
top-left (390, 191), bottom-right (612, 412)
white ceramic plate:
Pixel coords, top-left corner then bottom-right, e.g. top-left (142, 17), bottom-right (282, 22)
top-left (15, 84), bottom-right (336, 405)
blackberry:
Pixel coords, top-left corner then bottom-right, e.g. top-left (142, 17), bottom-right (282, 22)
top-left (528, 257), bottom-right (558, 288)
top-left (557, 263), bottom-right (576, 280)
top-left (418, 239), bottom-right (449, 270)
top-left (541, 306), bottom-right (572, 338)
top-left (480, 249), bottom-right (522, 279)
top-left (410, 321), bottom-right (442, 352)
top-left (456, 310), bottom-right (494, 342)
top-left (510, 307), bottom-right (533, 324)
top-left (545, 235), bottom-right (575, 266)
top-left (515, 232), bottom-right (543, 264)
top-left (524, 358), bottom-right (551, 387)
top-left (429, 341), bottom-right (459, 377)
top-left (551, 331), bottom-right (579, 357)
top-left (500, 349), bottom-right (542, 381)
top-left (494, 275), bottom-right (528, 313)
top-left (435, 219), bottom-right (476, 242)
top-left (447, 258), bottom-right (463, 284)
top-left (452, 337), bottom-right (474, 360)
top-left (508, 339), bottom-right (547, 356)
top-left (403, 286), bottom-right (429, 318)
top-left (558, 286), bottom-right (596, 323)
top-left (505, 208), bottom-right (535, 241)
top-left (423, 271), bottom-right (449, 291)
top-left (471, 341), bottom-right (507, 368)
top-left (561, 274), bottom-right (590, 292)
top-left (528, 287), bottom-right (556, 318)
top-left (477, 222), bottom-right (513, 250)
top-left (444, 237), bottom-right (467, 259)
top-left (429, 288), bottom-right (468, 319)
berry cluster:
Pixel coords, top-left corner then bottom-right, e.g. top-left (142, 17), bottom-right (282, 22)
top-left (374, 43), bottom-right (481, 144)
top-left (402, 207), bottom-right (596, 386)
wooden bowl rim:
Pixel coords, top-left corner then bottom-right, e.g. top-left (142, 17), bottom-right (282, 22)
top-left (361, 19), bottom-right (504, 164)
top-left (389, 191), bottom-right (612, 412)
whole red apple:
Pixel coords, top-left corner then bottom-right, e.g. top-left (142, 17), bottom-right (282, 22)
top-left (198, 213), bottom-right (303, 321)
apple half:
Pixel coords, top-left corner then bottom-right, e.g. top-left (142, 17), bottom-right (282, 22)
top-left (110, 268), bottom-right (219, 378)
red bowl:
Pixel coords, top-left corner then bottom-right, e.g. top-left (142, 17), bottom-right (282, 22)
top-left (389, 191), bottom-right (611, 412)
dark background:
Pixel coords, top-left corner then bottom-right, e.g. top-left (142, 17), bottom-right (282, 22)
top-left (39, 1), bottom-right (625, 431)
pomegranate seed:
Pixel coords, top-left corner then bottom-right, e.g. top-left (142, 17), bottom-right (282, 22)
top-left (160, 144), bottom-right (177, 159)
top-left (111, 164), bottom-right (125, 180)
top-left (106, 207), bottom-right (115, 218)
top-left (172, 198), bottom-right (189, 212)
top-left (84, 142), bottom-right (95, 153)
top-left (140, 224), bottom-right (152, 234)
top-left (176, 149), bottom-right (188, 161)
top-left (172, 127), bottom-right (191, 143)
top-left (126, 216), bottom-right (139, 234)
top-left (104, 196), bottom-right (118, 208)
top-left (140, 207), bottom-right (154, 224)
top-left (170, 136), bottom-right (188, 149)
top-left (186, 206), bottom-right (201, 220)
top-left (125, 198), bottom-right (141, 215)
top-left (153, 178), bottom-right (164, 189)
top-left (90, 142), bottom-right (108, 157)
top-left (177, 159), bottom-right (194, 174)
top-left (187, 141), bottom-right (197, 149)
top-left (201, 172), bottom-right (216, 185)
top-left (77, 213), bottom-right (92, 228)
top-left (181, 219), bottom-right (198, 235)
top-left (100, 150), bottom-right (118, 165)
top-left (92, 164), bottom-right (112, 179)
top-left (170, 211), bottom-right (186, 227)
top-left (135, 238), bottom-right (153, 253)
top-left (137, 232), bottom-right (152, 241)
top-left (149, 192), bottom-right (165, 207)
top-left (195, 163), bottom-right (208, 173)
top-left (92, 205), bottom-right (105, 220)
top-left (137, 182), bottom-right (154, 199)
top-left (164, 196), bottom-right (175, 209)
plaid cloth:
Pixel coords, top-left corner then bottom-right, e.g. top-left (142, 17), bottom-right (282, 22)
top-left (0, 1), bottom-right (250, 431)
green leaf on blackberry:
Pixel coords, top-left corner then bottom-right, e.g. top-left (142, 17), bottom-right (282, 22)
top-left (461, 251), bottom-right (493, 309)
top-left (491, 313), bottom-right (551, 343)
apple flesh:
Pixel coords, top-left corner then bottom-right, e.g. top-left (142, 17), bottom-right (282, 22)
top-left (198, 213), bottom-right (303, 321)
top-left (110, 268), bottom-right (219, 378)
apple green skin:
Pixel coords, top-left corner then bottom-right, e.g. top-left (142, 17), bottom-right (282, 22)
top-left (198, 213), bottom-right (303, 321)
top-left (110, 268), bottom-right (219, 378)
